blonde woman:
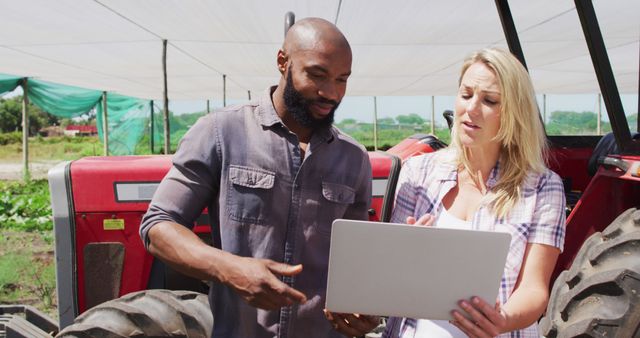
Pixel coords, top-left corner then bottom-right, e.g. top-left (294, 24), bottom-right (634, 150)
top-left (383, 48), bottom-right (566, 338)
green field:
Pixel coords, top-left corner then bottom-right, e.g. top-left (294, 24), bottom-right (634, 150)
top-left (0, 179), bottom-right (56, 319)
top-left (0, 134), bottom-right (101, 162)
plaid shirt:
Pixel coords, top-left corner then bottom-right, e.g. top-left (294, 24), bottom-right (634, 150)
top-left (384, 149), bottom-right (566, 338)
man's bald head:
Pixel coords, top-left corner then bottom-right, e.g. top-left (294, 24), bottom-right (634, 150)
top-left (272, 17), bottom-right (352, 136)
top-left (282, 18), bottom-right (351, 58)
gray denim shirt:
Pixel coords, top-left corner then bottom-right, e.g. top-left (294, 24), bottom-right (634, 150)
top-left (140, 87), bottom-right (372, 338)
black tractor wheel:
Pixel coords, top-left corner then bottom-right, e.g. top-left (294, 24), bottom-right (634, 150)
top-left (540, 208), bottom-right (640, 338)
top-left (56, 289), bottom-right (212, 337)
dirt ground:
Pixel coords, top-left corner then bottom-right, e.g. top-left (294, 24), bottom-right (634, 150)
top-left (0, 161), bottom-right (63, 180)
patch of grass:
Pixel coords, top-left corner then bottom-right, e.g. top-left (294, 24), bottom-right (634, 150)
top-left (0, 135), bottom-right (100, 162)
top-left (0, 253), bottom-right (32, 300)
top-left (0, 231), bottom-right (57, 319)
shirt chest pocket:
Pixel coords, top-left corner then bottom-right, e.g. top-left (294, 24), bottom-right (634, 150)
top-left (316, 182), bottom-right (356, 235)
top-left (227, 165), bottom-right (275, 225)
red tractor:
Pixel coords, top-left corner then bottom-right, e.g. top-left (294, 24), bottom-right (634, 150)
top-left (1, 0), bottom-right (637, 337)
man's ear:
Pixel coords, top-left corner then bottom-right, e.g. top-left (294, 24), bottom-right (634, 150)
top-left (277, 49), bottom-right (288, 75)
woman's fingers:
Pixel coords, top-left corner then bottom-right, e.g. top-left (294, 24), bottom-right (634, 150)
top-left (406, 214), bottom-right (435, 226)
top-left (472, 297), bottom-right (506, 328)
top-left (416, 213), bottom-right (435, 226)
top-left (453, 297), bottom-right (506, 337)
top-left (451, 310), bottom-right (492, 338)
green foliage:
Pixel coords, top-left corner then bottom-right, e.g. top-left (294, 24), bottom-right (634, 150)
top-left (337, 118), bottom-right (451, 149)
top-left (0, 96), bottom-right (59, 135)
top-left (546, 110), bottom-right (612, 135)
top-left (395, 113), bottom-right (426, 125)
top-left (377, 117), bottom-right (395, 125)
top-left (0, 131), bottom-right (21, 145)
top-left (0, 97), bottom-right (20, 132)
top-left (0, 180), bottom-right (52, 231)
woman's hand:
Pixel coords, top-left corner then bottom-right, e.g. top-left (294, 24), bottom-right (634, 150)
top-left (406, 214), bottom-right (435, 226)
top-left (450, 297), bottom-right (508, 338)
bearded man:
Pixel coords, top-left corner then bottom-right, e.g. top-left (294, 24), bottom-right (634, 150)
top-left (140, 17), bottom-right (377, 338)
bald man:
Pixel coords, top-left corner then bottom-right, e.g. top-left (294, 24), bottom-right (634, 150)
top-left (140, 18), bottom-right (377, 337)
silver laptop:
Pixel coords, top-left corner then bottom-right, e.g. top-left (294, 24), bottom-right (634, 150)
top-left (325, 219), bottom-right (511, 320)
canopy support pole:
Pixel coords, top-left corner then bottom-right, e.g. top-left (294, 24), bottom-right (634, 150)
top-left (373, 96), bottom-right (378, 151)
top-left (223, 74), bottom-right (227, 107)
top-left (102, 91), bottom-right (109, 156)
top-left (206, 99), bottom-right (210, 113)
top-left (162, 39), bottom-right (170, 154)
top-left (21, 78), bottom-right (30, 181)
top-left (597, 93), bottom-right (602, 135)
top-left (430, 96), bottom-right (435, 134)
top-left (543, 94), bottom-right (547, 125)
top-left (248, 90), bottom-right (251, 101)
top-left (150, 100), bottom-right (154, 153)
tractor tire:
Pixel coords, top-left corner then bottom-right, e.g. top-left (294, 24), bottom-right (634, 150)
top-left (56, 289), bottom-right (212, 337)
top-left (540, 208), bottom-right (640, 338)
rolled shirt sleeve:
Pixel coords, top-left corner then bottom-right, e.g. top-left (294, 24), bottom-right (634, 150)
top-left (527, 170), bottom-right (567, 251)
top-left (139, 114), bottom-right (220, 250)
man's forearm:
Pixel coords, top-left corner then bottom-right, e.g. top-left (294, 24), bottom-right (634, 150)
top-left (147, 221), bottom-right (232, 282)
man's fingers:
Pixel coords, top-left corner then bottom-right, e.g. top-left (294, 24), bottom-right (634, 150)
top-left (265, 260), bottom-right (303, 277)
top-left (327, 312), bottom-right (363, 336)
top-left (406, 216), bottom-right (417, 224)
top-left (341, 313), bottom-right (379, 332)
top-left (324, 311), bottom-right (378, 336)
top-left (249, 293), bottom-right (283, 310)
top-left (277, 283), bottom-right (307, 304)
top-left (247, 280), bottom-right (306, 309)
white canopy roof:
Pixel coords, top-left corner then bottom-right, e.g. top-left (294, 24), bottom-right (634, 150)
top-left (0, 0), bottom-right (637, 100)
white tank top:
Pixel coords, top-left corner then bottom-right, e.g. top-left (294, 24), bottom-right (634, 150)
top-left (402, 207), bottom-right (471, 338)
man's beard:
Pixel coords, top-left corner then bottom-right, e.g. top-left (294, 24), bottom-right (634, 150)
top-left (283, 67), bottom-right (339, 130)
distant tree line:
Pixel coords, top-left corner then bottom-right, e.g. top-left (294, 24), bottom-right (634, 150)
top-left (1, 95), bottom-right (637, 151)
top-left (0, 96), bottom-right (96, 136)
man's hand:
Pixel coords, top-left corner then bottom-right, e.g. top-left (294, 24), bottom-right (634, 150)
top-left (324, 310), bottom-right (380, 337)
top-left (220, 256), bottom-right (307, 310)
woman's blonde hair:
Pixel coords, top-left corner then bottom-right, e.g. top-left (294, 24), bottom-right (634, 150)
top-left (450, 48), bottom-right (548, 218)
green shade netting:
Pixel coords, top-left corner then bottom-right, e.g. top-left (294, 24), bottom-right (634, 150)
top-left (27, 79), bottom-right (102, 118)
top-left (2, 72), bottom-right (208, 156)
top-left (0, 73), bottom-right (22, 96)
top-left (97, 93), bottom-right (152, 156)
top-left (150, 107), bottom-right (208, 154)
